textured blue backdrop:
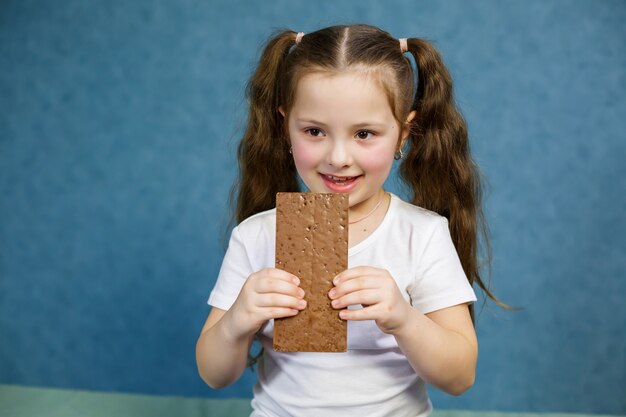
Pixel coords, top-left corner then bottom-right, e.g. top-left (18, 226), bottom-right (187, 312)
top-left (1, 0), bottom-right (625, 414)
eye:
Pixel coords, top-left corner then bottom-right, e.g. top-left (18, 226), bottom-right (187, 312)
top-left (304, 128), bottom-right (324, 137)
top-left (356, 130), bottom-right (375, 140)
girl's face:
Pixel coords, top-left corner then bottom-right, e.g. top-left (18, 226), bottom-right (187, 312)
top-left (281, 71), bottom-right (414, 216)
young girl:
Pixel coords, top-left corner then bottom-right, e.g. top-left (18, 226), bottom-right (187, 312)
top-left (196, 24), bottom-right (500, 417)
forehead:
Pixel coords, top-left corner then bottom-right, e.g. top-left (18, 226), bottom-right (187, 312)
top-left (291, 71), bottom-right (395, 122)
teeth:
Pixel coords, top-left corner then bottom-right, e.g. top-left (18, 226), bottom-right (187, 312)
top-left (327, 175), bottom-right (355, 181)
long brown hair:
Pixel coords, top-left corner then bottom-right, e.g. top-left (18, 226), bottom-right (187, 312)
top-left (233, 24), bottom-right (506, 323)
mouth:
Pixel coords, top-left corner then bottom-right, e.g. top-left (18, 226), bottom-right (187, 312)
top-left (319, 173), bottom-right (362, 192)
top-left (322, 174), bottom-right (360, 184)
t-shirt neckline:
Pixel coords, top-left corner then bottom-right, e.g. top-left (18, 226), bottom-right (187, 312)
top-left (348, 192), bottom-right (398, 257)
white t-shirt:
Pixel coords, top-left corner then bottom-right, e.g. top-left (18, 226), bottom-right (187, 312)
top-left (208, 193), bottom-right (477, 417)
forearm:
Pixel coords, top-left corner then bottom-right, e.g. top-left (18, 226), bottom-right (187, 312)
top-left (195, 311), bottom-right (253, 389)
top-left (393, 307), bottom-right (477, 395)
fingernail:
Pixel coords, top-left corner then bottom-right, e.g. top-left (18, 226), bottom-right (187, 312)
top-left (333, 276), bottom-right (339, 285)
top-left (331, 299), bottom-right (339, 308)
top-left (328, 289), bottom-right (336, 298)
top-left (298, 289), bottom-right (305, 298)
top-left (299, 299), bottom-right (307, 308)
top-left (292, 276), bottom-right (300, 285)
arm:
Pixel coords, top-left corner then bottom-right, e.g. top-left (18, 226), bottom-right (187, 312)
top-left (195, 307), bottom-right (254, 389)
top-left (195, 268), bottom-right (306, 389)
top-left (329, 267), bottom-right (477, 395)
top-left (393, 303), bottom-right (477, 395)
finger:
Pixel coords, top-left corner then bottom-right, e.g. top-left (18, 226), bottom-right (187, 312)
top-left (262, 307), bottom-right (301, 319)
top-left (331, 289), bottom-right (381, 310)
top-left (329, 276), bottom-right (379, 299)
top-left (257, 267), bottom-right (301, 285)
top-left (333, 266), bottom-right (380, 285)
top-left (338, 305), bottom-right (377, 321)
top-left (257, 293), bottom-right (307, 310)
top-left (256, 278), bottom-right (305, 299)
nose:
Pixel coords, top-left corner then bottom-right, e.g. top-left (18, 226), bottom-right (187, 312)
top-left (325, 138), bottom-right (352, 168)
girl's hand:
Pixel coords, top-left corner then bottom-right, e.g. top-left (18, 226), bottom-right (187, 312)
top-left (228, 268), bottom-right (306, 339)
top-left (328, 266), bottom-right (410, 335)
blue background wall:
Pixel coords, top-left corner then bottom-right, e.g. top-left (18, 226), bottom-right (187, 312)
top-left (1, 0), bottom-right (625, 414)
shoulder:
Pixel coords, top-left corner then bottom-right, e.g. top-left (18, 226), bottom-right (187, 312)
top-left (233, 208), bottom-right (276, 242)
top-left (389, 193), bottom-right (448, 230)
top-left (373, 194), bottom-right (451, 262)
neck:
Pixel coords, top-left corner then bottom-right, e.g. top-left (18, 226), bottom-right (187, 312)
top-left (349, 191), bottom-right (386, 225)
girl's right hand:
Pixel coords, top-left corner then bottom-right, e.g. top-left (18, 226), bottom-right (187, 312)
top-left (227, 268), bottom-right (306, 339)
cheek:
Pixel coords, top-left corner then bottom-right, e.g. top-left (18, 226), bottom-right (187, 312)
top-left (291, 142), bottom-right (321, 170)
top-left (358, 147), bottom-right (395, 174)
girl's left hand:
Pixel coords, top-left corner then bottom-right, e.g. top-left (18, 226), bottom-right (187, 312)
top-left (328, 266), bottom-right (411, 335)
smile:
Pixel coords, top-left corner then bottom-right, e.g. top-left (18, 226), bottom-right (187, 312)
top-left (320, 173), bottom-right (362, 192)
top-left (324, 174), bottom-right (359, 183)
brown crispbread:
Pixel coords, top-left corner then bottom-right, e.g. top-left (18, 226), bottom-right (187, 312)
top-left (273, 192), bottom-right (348, 352)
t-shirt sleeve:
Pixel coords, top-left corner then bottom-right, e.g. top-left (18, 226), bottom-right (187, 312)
top-left (207, 226), bottom-right (253, 311)
top-left (407, 216), bottom-right (477, 314)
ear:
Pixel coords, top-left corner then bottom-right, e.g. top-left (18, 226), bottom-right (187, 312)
top-left (278, 106), bottom-right (291, 142)
top-left (401, 110), bottom-right (417, 140)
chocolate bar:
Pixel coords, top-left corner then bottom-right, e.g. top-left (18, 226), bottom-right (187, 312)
top-left (273, 192), bottom-right (348, 352)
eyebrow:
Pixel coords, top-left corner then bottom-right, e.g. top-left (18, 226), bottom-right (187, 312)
top-left (296, 119), bottom-right (389, 129)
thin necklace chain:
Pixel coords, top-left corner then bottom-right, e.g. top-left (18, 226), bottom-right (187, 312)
top-left (349, 192), bottom-right (386, 224)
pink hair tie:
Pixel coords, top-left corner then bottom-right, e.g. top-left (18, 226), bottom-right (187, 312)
top-left (399, 38), bottom-right (408, 53)
top-left (295, 32), bottom-right (305, 45)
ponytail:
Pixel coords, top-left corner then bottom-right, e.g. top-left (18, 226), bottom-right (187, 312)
top-left (233, 30), bottom-right (301, 223)
top-left (401, 38), bottom-right (508, 319)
